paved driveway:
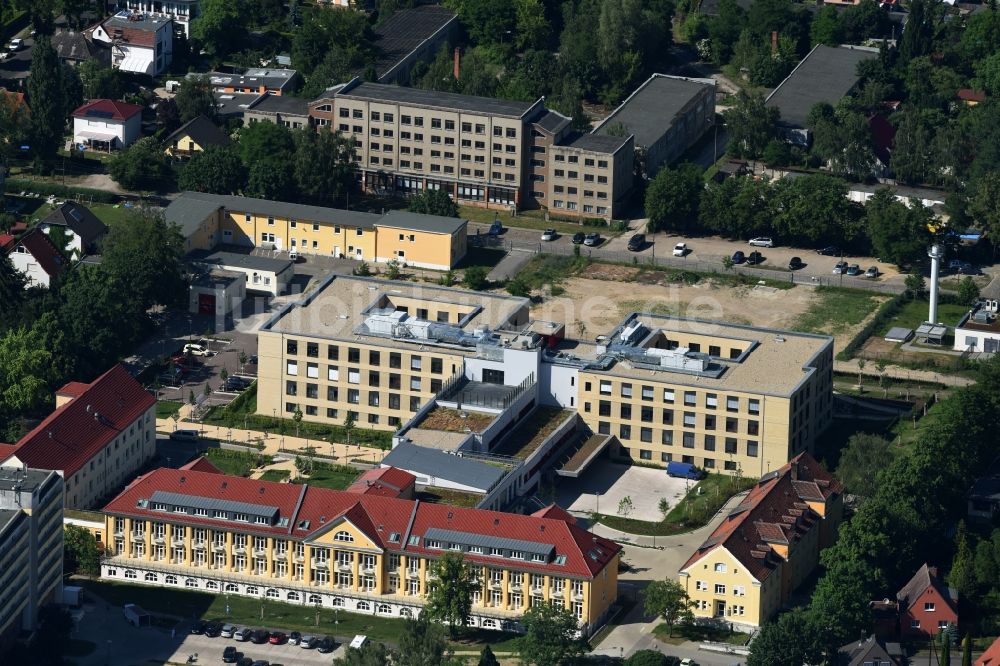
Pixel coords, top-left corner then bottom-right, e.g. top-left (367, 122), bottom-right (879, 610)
top-left (556, 464), bottom-right (689, 522)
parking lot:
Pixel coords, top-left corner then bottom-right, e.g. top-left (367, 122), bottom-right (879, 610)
top-left (555, 463), bottom-right (691, 522)
top-left (73, 598), bottom-right (345, 666)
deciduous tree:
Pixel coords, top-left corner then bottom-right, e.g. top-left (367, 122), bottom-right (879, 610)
top-left (642, 579), bottom-right (693, 637)
top-left (724, 90), bottom-right (778, 159)
top-left (64, 524), bottom-right (101, 575)
top-left (175, 76), bottom-right (218, 123)
top-left (178, 145), bottom-right (246, 194)
top-left (108, 137), bottom-right (172, 191)
top-left (424, 552), bottom-right (477, 634)
top-left (27, 35), bottom-right (65, 170)
top-left (835, 433), bottom-right (894, 500)
top-left (409, 188), bottom-right (459, 217)
top-left (645, 163), bottom-right (704, 233)
top-left (516, 602), bottom-right (586, 666)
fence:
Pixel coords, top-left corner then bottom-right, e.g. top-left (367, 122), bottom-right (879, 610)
top-left (492, 240), bottom-right (907, 295)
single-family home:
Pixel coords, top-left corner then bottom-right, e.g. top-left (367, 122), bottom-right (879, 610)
top-left (51, 29), bottom-right (110, 68)
top-left (838, 635), bottom-right (902, 666)
top-left (164, 115), bottom-right (231, 159)
top-left (2, 228), bottom-right (69, 288)
top-left (977, 635), bottom-right (1000, 666)
top-left (37, 202), bottom-right (108, 256)
top-left (87, 10), bottom-right (173, 76)
top-left (122, 0), bottom-right (200, 38)
top-left (897, 563), bottom-right (959, 639)
top-left (72, 99), bottom-right (144, 152)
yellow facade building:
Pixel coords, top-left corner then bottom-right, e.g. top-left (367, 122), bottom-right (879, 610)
top-left (163, 116), bottom-right (232, 159)
top-left (100, 468), bottom-right (620, 633)
top-left (165, 192), bottom-right (468, 270)
top-left (678, 453), bottom-right (843, 630)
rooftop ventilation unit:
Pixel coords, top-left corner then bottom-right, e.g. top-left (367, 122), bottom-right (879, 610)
top-left (645, 347), bottom-right (710, 372)
top-left (619, 320), bottom-right (646, 345)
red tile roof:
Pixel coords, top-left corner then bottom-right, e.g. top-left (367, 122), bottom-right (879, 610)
top-left (72, 99), bottom-right (144, 121)
top-left (345, 466), bottom-right (416, 497)
top-left (680, 453), bottom-right (842, 582)
top-left (10, 229), bottom-right (69, 279)
top-left (897, 563), bottom-right (959, 615)
top-left (531, 504), bottom-right (577, 524)
top-left (959, 89), bottom-right (987, 103)
top-left (0, 234), bottom-right (14, 250)
top-left (9, 365), bottom-right (155, 477)
top-left (179, 457), bottom-right (224, 474)
top-left (977, 636), bottom-right (1000, 666)
top-left (103, 468), bottom-right (621, 579)
top-left (57, 382), bottom-right (91, 400)
top-left (0, 443), bottom-right (20, 460)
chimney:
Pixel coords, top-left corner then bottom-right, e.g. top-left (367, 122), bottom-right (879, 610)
top-left (453, 48), bottom-right (461, 81)
top-left (771, 31), bottom-right (778, 55)
top-left (927, 565), bottom-right (938, 578)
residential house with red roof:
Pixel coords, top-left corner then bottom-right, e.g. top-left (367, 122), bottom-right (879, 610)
top-left (1, 365), bottom-right (156, 509)
top-left (678, 453), bottom-right (843, 631)
top-left (4, 228), bottom-right (69, 288)
top-left (977, 635), bottom-right (1000, 666)
top-left (87, 10), bottom-right (173, 75)
top-left (345, 467), bottom-right (416, 499)
top-left (99, 467), bottom-right (621, 633)
top-left (72, 99), bottom-right (144, 152)
top-left (897, 563), bottom-right (959, 639)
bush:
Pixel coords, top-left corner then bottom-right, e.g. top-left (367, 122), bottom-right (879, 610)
top-left (2, 178), bottom-right (118, 203)
top-left (506, 278), bottom-right (530, 297)
top-left (463, 266), bottom-right (489, 290)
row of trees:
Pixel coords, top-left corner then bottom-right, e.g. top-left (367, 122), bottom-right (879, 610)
top-left (646, 168), bottom-right (934, 267)
top-left (0, 209), bottom-right (185, 441)
top-left (749, 358), bottom-right (1000, 664)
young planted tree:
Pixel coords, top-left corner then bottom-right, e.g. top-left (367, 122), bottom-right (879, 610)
top-left (617, 495), bottom-right (634, 518)
top-left (658, 497), bottom-right (671, 522)
top-left (293, 407), bottom-right (303, 438)
top-left (642, 578), bottom-right (694, 637)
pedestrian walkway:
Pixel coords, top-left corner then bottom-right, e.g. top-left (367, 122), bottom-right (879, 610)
top-left (158, 404), bottom-right (388, 466)
top-left (833, 359), bottom-right (974, 387)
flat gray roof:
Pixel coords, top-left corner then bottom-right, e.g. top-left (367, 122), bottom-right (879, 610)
top-left (0, 466), bottom-right (56, 492)
top-left (765, 45), bottom-right (878, 129)
top-left (534, 109), bottom-right (572, 135)
top-left (187, 249), bottom-right (293, 273)
top-left (214, 92), bottom-right (262, 118)
top-left (594, 74), bottom-right (714, 148)
top-left (378, 209), bottom-right (467, 235)
top-left (164, 195), bottom-right (225, 238)
top-left (248, 94), bottom-right (310, 116)
top-left (562, 133), bottom-right (632, 155)
top-left (382, 442), bottom-right (503, 492)
top-left (338, 80), bottom-right (538, 118)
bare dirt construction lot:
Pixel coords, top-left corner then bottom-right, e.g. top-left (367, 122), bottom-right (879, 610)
top-left (531, 265), bottom-right (817, 334)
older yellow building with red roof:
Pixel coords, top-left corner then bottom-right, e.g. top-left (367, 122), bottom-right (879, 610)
top-left (678, 453), bottom-right (842, 631)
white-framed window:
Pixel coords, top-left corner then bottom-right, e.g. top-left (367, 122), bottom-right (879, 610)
top-left (307, 363), bottom-right (319, 379)
top-left (714, 563), bottom-right (726, 572)
top-left (286, 361), bottom-right (298, 376)
top-left (924, 602), bottom-right (936, 611)
top-left (328, 367), bottom-right (339, 381)
top-left (695, 580), bottom-right (707, 591)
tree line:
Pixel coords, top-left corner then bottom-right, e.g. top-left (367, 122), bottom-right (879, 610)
top-left (0, 209), bottom-right (185, 442)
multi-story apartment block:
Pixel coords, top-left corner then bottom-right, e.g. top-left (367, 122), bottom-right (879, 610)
top-left (122, 0), bottom-right (199, 38)
top-left (575, 314), bottom-right (835, 479)
top-left (0, 465), bottom-right (64, 650)
top-left (308, 80), bottom-right (637, 221)
top-left (100, 467), bottom-right (620, 633)
top-left (256, 274), bottom-right (530, 430)
top-left (166, 191), bottom-right (468, 270)
top-left (677, 453), bottom-right (842, 631)
top-left (0, 365), bottom-right (156, 509)
top-left (546, 134), bottom-right (634, 220)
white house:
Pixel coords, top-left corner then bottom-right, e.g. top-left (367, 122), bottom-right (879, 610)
top-left (72, 99), bottom-right (144, 152)
top-left (37, 202), bottom-right (108, 257)
top-left (1, 229), bottom-right (69, 288)
top-left (122, 0), bottom-right (199, 38)
top-left (88, 10), bottom-right (173, 76)
top-left (954, 301), bottom-right (1000, 354)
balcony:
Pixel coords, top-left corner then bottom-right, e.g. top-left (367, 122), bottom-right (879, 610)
top-left (488, 580), bottom-right (502, 590)
top-left (508, 582), bottom-right (522, 592)
top-left (233, 545), bottom-right (246, 554)
top-left (572, 590), bottom-right (584, 601)
top-left (131, 532), bottom-right (145, 540)
top-left (212, 542), bottom-right (226, 551)
top-left (294, 553), bottom-right (305, 562)
top-left (406, 569), bottom-right (421, 580)
top-left (337, 561), bottom-right (353, 572)
top-left (313, 560), bottom-right (329, 569)
top-left (192, 540), bottom-right (206, 550)
top-left (530, 587), bottom-right (545, 596)
top-left (362, 565), bottom-right (376, 574)
top-left (152, 535), bottom-right (165, 544)
top-left (171, 536), bottom-right (185, 546)
top-left (253, 547), bottom-right (266, 557)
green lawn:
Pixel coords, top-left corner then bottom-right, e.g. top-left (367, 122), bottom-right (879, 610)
top-left (793, 286), bottom-right (885, 335)
top-left (457, 205), bottom-right (616, 236)
top-left (652, 621), bottom-right (750, 646)
top-left (292, 464), bottom-right (359, 490)
top-left (595, 473), bottom-right (757, 536)
top-left (77, 579), bottom-right (521, 649)
top-left (203, 448), bottom-right (272, 477)
top-left (156, 400), bottom-right (183, 419)
top-left (259, 469), bottom-right (291, 482)
top-left (877, 298), bottom-right (968, 335)
top-left (417, 487), bottom-right (484, 508)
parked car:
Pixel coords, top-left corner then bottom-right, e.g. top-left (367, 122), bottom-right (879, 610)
top-left (220, 624), bottom-right (236, 638)
top-left (846, 263), bottom-right (861, 276)
top-left (317, 637), bottom-right (336, 653)
top-left (251, 629), bottom-right (269, 644)
top-left (268, 632), bottom-right (286, 645)
top-left (746, 251), bottom-right (763, 265)
top-left (672, 242), bottom-right (688, 257)
top-left (205, 621), bottom-right (223, 637)
top-left (190, 620), bottom-right (207, 635)
top-left (627, 234), bottom-right (646, 251)
top-left (350, 636), bottom-right (370, 649)
top-left (300, 635), bottom-right (318, 649)
top-left (223, 377), bottom-right (251, 392)
top-left (169, 429), bottom-right (200, 442)
top-left (788, 256), bottom-right (804, 270)
top-left (833, 261), bottom-right (849, 274)
top-left (731, 250), bottom-right (745, 264)
top-left (234, 628), bottom-right (252, 642)
top-left (584, 232), bottom-right (601, 247)
top-left (667, 461), bottom-right (706, 480)
top-left (182, 343), bottom-right (212, 356)
top-left (237, 657), bottom-right (253, 666)
top-left (288, 631), bottom-right (301, 646)
top-left (865, 266), bottom-right (879, 279)
top-left (571, 232), bottom-right (585, 244)
top-left (948, 259), bottom-right (964, 271)
top-left (817, 245), bottom-right (840, 256)
top-left (749, 237), bottom-right (774, 247)
top-left (680, 660), bottom-right (699, 666)
top-left (123, 604), bottom-right (150, 627)
top-left (223, 646), bottom-right (239, 664)
top-left (250, 661), bottom-right (269, 666)
top-left (8, 38), bottom-right (23, 51)
top-left (540, 229), bottom-right (557, 241)
top-left (959, 263), bottom-right (979, 275)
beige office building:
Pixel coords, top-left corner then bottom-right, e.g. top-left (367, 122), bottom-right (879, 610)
top-left (256, 274), bottom-right (530, 429)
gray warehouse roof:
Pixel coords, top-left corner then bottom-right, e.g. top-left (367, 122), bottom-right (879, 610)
top-left (765, 44), bottom-right (879, 129)
top-left (164, 194), bottom-right (226, 238)
top-left (378, 209), bottom-right (467, 235)
top-left (187, 249), bottom-right (294, 273)
top-left (563, 133), bottom-right (632, 155)
top-left (338, 80), bottom-right (538, 118)
top-left (381, 442), bottom-right (504, 492)
top-left (248, 94), bottom-right (310, 116)
top-left (593, 74), bottom-right (715, 148)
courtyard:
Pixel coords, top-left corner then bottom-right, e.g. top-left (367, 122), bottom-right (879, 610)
top-left (555, 463), bottom-right (691, 522)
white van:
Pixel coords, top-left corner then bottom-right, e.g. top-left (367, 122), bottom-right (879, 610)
top-left (349, 635), bottom-right (369, 650)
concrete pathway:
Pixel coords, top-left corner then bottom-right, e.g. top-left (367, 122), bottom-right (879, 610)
top-left (487, 248), bottom-right (534, 283)
top-left (833, 359), bottom-right (974, 387)
top-left (158, 404), bottom-right (388, 466)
